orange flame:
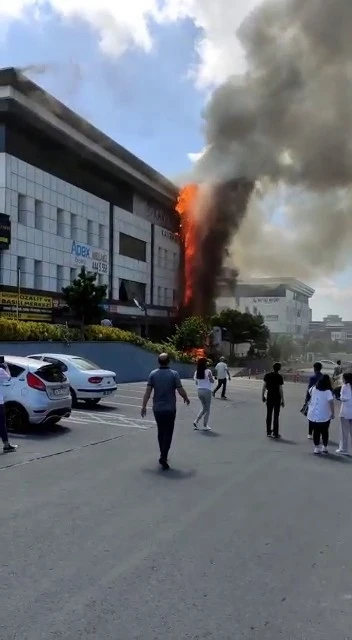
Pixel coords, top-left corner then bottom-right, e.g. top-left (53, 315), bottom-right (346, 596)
top-left (175, 184), bottom-right (199, 308)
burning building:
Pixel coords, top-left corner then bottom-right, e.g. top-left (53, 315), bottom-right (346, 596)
top-left (176, 179), bottom-right (253, 318)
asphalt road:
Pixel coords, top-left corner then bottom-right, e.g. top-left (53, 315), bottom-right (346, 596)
top-left (2, 378), bottom-right (352, 640)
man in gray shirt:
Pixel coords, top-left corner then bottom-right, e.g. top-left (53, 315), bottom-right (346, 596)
top-left (141, 353), bottom-right (190, 470)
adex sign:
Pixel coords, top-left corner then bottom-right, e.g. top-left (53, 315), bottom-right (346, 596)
top-left (71, 241), bottom-right (108, 275)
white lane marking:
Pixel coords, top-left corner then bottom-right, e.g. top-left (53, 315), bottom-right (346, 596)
top-left (63, 412), bottom-right (154, 429)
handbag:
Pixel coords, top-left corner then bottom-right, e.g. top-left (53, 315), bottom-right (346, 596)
top-left (300, 400), bottom-right (309, 417)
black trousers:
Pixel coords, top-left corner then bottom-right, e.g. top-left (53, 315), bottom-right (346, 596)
top-left (266, 399), bottom-right (281, 436)
top-left (0, 405), bottom-right (9, 443)
top-left (213, 378), bottom-right (227, 397)
top-left (309, 420), bottom-right (330, 447)
top-left (154, 410), bottom-right (176, 461)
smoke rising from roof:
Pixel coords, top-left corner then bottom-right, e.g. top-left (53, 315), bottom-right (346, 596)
top-left (191, 0), bottom-right (352, 283)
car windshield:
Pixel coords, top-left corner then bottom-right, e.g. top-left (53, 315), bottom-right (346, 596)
top-left (71, 358), bottom-right (100, 371)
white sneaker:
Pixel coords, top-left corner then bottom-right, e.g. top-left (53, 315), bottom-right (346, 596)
top-left (313, 446), bottom-right (321, 455)
top-left (321, 446), bottom-right (328, 454)
top-left (203, 426), bottom-right (212, 431)
top-left (336, 449), bottom-right (349, 456)
top-left (307, 435), bottom-right (313, 440)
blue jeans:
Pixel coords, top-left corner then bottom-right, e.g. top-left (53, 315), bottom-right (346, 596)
top-left (0, 404), bottom-right (8, 443)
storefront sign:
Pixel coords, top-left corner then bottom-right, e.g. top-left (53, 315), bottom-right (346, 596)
top-left (0, 214), bottom-right (11, 249)
top-left (71, 241), bottom-right (108, 275)
top-left (252, 297), bottom-right (280, 304)
top-left (0, 292), bottom-right (52, 322)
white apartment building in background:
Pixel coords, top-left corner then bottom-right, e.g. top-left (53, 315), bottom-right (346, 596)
top-left (217, 276), bottom-right (315, 338)
top-left (0, 67), bottom-right (180, 335)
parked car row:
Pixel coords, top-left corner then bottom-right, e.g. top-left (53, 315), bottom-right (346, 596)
top-left (2, 354), bottom-right (118, 431)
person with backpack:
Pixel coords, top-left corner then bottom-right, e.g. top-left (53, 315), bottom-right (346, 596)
top-left (305, 362), bottom-right (323, 439)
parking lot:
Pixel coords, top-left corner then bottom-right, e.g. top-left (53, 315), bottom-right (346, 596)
top-left (0, 377), bottom-right (268, 471)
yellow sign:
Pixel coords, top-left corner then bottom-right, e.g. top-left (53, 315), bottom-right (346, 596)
top-left (0, 311), bottom-right (52, 322)
top-left (0, 293), bottom-right (52, 309)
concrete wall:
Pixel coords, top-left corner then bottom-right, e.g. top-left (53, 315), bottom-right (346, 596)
top-left (0, 342), bottom-right (195, 383)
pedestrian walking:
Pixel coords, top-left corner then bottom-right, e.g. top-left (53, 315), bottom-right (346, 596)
top-left (262, 362), bottom-right (285, 439)
top-left (305, 362), bottom-right (323, 439)
top-left (0, 359), bottom-right (17, 453)
top-left (193, 357), bottom-right (214, 431)
top-left (307, 374), bottom-right (335, 455)
top-left (213, 357), bottom-right (231, 399)
top-left (141, 353), bottom-right (190, 470)
top-left (336, 372), bottom-right (352, 455)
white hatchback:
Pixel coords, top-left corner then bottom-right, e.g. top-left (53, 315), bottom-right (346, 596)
top-left (3, 356), bottom-right (71, 430)
top-left (27, 354), bottom-right (118, 407)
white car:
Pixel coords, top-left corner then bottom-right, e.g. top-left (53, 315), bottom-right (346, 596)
top-left (27, 354), bottom-right (118, 407)
top-left (3, 356), bottom-right (71, 430)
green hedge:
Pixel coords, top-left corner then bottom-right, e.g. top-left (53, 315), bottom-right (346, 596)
top-left (0, 319), bottom-right (194, 363)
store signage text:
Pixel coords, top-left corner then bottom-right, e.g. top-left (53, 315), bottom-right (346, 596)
top-left (0, 213), bottom-right (11, 249)
top-left (0, 292), bottom-right (52, 322)
top-left (71, 241), bottom-right (108, 275)
top-left (252, 297), bottom-right (280, 304)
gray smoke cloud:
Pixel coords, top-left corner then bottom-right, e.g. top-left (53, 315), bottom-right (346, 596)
top-left (191, 0), bottom-right (352, 282)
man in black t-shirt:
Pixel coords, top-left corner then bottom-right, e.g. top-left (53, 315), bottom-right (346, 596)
top-left (262, 362), bottom-right (285, 439)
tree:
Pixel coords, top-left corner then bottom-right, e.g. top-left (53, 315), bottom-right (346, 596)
top-left (62, 266), bottom-right (107, 326)
top-left (211, 309), bottom-right (270, 355)
top-left (171, 316), bottom-right (209, 351)
top-left (271, 335), bottom-right (299, 362)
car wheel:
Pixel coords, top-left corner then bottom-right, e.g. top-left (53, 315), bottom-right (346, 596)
top-left (85, 399), bottom-right (101, 408)
top-left (5, 403), bottom-right (28, 432)
top-left (70, 388), bottom-right (78, 408)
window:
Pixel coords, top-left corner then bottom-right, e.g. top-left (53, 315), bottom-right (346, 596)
top-left (70, 268), bottom-right (76, 282)
top-left (99, 224), bottom-right (105, 249)
top-left (71, 214), bottom-right (78, 240)
top-left (164, 288), bottom-right (168, 306)
top-left (119, 233), bottom-right (146, 262)
top-left (173, 253), bottom-right (178, 269)
top-left (18, 194), bottom-right (27, 225)
top-left (119, 279), bottom-right (146, 304)
top-left (57, 265), bottom-right (64, 292)
top-left (17, 257), bottom-right (26, 284)
top-left (70, 357), bottom-right (100, 371)
top-left (34, 260), bottom-right (42, 289)
top-left (173, 289), bottom-right (177, 305)
top-left (157, 286), bottom-right (162, 305)
top-left (98, 274), bottom-right (104, 286)
top-left (88, 220), bottom-right (94, 246)
top-left (35, 200), bottom-right (44, 230)
top-left (57, 208), bottom-right (65, 236)
top-left (7, 363), bottom-right (25, 378)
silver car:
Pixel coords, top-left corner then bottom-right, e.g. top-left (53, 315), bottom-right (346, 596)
top-left (3, 356), bottom-right (72, 430)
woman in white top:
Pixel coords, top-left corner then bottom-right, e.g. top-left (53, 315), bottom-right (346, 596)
top-left (336, 372), bottom-right (352, 455)
top-left (307, 374), bottom-right (335, 455)
top-left (193, 357), bottom-right (214, 431)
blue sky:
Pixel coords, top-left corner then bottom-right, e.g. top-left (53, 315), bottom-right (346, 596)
top-left (0, 1), bottom-right (351, 320)
top-left (0, 13), bottom-right (204, 179)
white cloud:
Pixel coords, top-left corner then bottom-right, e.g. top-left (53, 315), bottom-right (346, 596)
top-left (0, 0), bottom-right (261, 85)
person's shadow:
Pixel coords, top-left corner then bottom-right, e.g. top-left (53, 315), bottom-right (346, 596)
top-left (142, 467), bottom-right (197, 480)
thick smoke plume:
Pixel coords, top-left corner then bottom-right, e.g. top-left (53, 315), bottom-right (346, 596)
top-left (188, 0), bottom-right (352, 302)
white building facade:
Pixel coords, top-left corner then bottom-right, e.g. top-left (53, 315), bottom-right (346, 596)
top-left (217, 277), bottom-right (315, 338)
top-left (0, 68), bottom-right (180, 333)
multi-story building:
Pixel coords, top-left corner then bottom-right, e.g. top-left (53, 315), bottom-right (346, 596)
top-left (217, 276), bottom-right (315, 338)
top-left (309, 315), bottom-right (352, 343)
top-left (0, 67), bottom-right (180, 334)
